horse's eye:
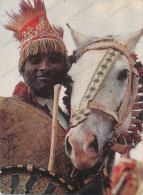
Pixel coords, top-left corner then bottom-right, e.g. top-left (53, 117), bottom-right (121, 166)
top-left (118, 69), bottom-right (129, 81)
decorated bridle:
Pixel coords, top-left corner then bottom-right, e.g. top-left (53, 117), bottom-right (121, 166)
top-left (68, 38), bottom-right (140, 156)
top-left (69, 38), bottom-right (138, 147)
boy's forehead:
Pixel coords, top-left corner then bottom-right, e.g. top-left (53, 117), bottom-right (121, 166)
top-left (28, 52), bottom-right (64, 59)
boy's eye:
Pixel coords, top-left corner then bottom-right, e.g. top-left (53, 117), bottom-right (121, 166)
top-left (30, 57), bottom-right (41, 64)
top-left (50, 57), bottom-right (60, 63)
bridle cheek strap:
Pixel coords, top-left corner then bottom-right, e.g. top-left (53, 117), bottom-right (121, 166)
top-left (115, 70), bottom-right (139, 130)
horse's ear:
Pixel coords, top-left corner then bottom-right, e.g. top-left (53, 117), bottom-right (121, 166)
top-left (66, 23), bottom-right (93, 48)
top-left (121, 28), bottom-right (143, 52)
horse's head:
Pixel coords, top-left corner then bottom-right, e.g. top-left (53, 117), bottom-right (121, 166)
top-left (65, 26), bottom-right (143, 170)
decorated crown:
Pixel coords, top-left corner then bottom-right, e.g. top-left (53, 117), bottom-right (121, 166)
top-left (5, 0), bottom-right (69, 73)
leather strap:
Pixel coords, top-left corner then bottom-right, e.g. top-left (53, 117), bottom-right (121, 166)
top-left (88, 102), bottom-right (118, 122)
top-left (115, 71), bottom-right (138, 129)
top-left (110, 135), bottom-right (127, 153)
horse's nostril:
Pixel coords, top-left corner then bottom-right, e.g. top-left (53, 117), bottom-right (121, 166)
top-left (65, 137), bottom-right (72, 155)
top-left (89, 136), bottom-right (99, 153)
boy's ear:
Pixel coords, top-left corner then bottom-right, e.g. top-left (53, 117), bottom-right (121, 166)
top-left (20, 60), bottom-right (26, 76)
top-left (20, 68), bottom-right (24, 76)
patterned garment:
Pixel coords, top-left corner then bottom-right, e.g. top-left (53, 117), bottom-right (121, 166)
top-left (111, 157), bottom-right (143, 195)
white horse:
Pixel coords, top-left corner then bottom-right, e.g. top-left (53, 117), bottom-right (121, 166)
top-left (65, 25), bottom-right (143, 175)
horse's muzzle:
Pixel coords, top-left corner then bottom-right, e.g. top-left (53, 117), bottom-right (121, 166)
top-left (65, 132), bottom-right (99, 170)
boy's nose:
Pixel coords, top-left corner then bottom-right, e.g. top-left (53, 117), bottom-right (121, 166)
top-left (39, 58), bottom-right (50, 70)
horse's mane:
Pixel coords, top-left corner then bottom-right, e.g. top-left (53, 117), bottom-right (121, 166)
top-left (126, 59), bottom-right (143, 149)
top-left (62, 74), bottom-right (73, 116)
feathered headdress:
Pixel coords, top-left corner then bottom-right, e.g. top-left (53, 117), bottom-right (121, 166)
top-left (5, 0), bottom-right (69, 73)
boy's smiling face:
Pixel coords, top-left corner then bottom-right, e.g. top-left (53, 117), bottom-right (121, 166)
top-left (22, 52), bottom-right (66, 98)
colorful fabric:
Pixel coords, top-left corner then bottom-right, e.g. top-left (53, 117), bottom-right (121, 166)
top-left (111, 160), bottom-right (136, 188)
top-left (111, 158), bottom-right (143, 195)
top-left (13, 81), bottom-right (37, 104)
top-left (19, 14), bottom-right (65, 53)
